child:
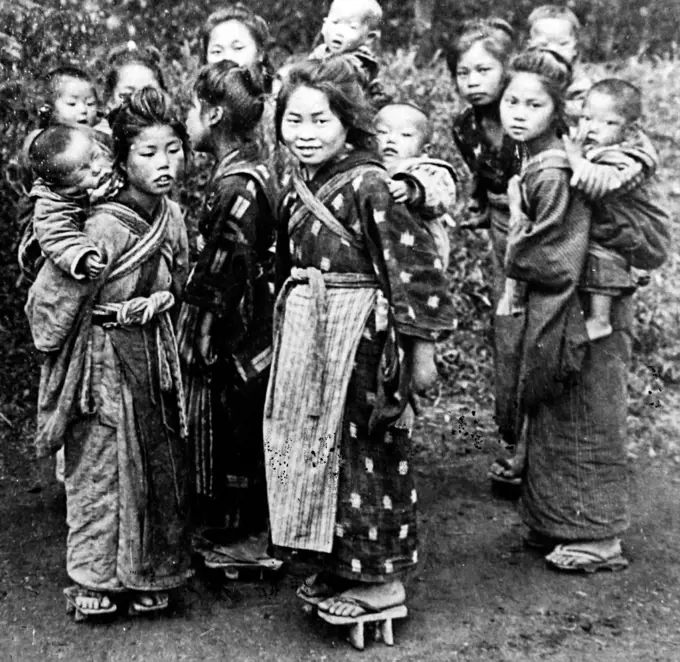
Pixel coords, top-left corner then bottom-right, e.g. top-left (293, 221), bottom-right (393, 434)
top-left (527, 4), bottom-right (592, 124)
top-left (563, 79), bottom-right (670, 340)
top-left (27, 126), bottom-right (108, 280)
top-left (95, 44), bottom-right (167, 134)
top-left (266, 57), bottom-right (453, 640)
top-left (375, 102), bottom-right (457, 271)
top-left (447, 18), bottom-right (524, 480)
top-left (176, 60), bottom-right (278, 571)
top-left (309, 0), bottom-right (386, 102)
top-left (501, 49), bottom-right (632, 571)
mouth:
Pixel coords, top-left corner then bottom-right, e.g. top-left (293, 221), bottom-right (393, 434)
top-left (295, 145), bottom-right (320, 158)
top-left (154, 175), bottom-right (173, 186)
top-left (381, 147), bottom-right (399, 158)
top-left (467, 93), bottom-right (487, 104)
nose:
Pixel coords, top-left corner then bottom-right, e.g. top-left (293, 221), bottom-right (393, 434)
top-left (156, 151), bottom-right (170, 169)
top-left (467, 71), bottom-right (481, 87)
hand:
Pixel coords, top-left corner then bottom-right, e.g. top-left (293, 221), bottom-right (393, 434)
top-left (411, 340), bottom-right (438, 393)
top-left (83, 253), bottom-right (106, 279)
top-left (458, 204), bottom-right (490, 230)
top-left (562, 133), bottom-right (586, 170)
top-left (388, 179), bottom-right (415, 204)
top-left (197, 312), bottom-right (217, 367)
top-left (196, 234), bottom-right (206, 254)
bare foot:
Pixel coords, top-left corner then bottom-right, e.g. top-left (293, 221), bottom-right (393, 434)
top-left (318, 580), bottom-right (406, 618)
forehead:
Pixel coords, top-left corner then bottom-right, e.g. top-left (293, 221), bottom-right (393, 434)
top-left (376, 106), bottom-right (428, 132)
top-left (530, 17), bottom-right (575, 39)
top-left (584, 91), bottom-right (624, 115)
top-left (54, 76), bottom-right (94, 97)
top-left (209, 19), bottom-right (258, 46)
top-left (131, 124), bottom-right (181, 146)
top-left (285, 86), bottom-right (334, 114)
top-left (506, 72), bottom-right (553, 98)
top-left (458, 41), bottom-right (502, 68)
top-left (116, 63), bottom-right (158, 88)
top-left (328, 0), bottom-right (370, 23)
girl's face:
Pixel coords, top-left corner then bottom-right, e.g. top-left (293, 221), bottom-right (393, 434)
top-left (456, 41), bottom-right (505, 107)
top-left (112, 63), bottom-right (160, 108)
top-left (52, 76), bottom-right (98, 127)
top-left (206, 19), bottom-right (260, 67)
top-left (500, 72), bottom-right (556, 144)
top-left (123, 125), bottom-right (185, 199)
top-left (186, 95), bottom-right (211, 152)
top-left (280, 86), bottom-right (348, 177)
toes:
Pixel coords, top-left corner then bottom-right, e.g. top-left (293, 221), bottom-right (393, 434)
top-left (100, 596), bottom-right (111, 609)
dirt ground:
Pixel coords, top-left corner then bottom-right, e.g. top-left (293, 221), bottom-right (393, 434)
top-left (1, 394), bottom-right (680, 662)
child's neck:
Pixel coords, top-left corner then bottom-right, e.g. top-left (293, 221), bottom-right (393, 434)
top-left (525, 130), bottom-right (561, 157)
top-left (474, 100), bottom-right (501, 124)
top-left (212, 134), bottom-right (242, 161)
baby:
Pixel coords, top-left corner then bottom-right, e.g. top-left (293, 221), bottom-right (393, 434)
top-left (309, 0), bottom-right (385, 102)
top-left (26, 125), bottom-right (110, 280)
top-left (375, 103), bottom-right (457, 391)
top-left (564, 78), bottom-right (671, 340)
top-left (527, 4), bottom-right (592, 124)
top-left (375, 103), bottom-right (457, 270)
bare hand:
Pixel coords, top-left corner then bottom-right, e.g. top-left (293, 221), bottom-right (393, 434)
top-left (388, 179), bottom-right (414, 204)
top-left (83, 253), bottom-right (106, 279)
top-left (411, 340), bottom-right (438, 393)
top-left (196, 234), bottom-right (206, 254)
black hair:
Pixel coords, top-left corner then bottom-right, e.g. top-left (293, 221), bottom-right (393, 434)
top-left (275, 56), bottom-right (375, 150)
top-left (29, 125), bottom-right (85, 184)
top-left (194, 60), bottom-right (265, 140)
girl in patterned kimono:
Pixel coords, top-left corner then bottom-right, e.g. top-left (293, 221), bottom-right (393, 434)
top-left (25, 87), bottom-right (192, 619)
top-left (265, 57), bottom-right (454, 624)
top-left (447, 20), bottom-right (526, 484)
top-left (500, 49), bottom-right (630, 572)
top-left (176, 61), bottom-right (277, 563)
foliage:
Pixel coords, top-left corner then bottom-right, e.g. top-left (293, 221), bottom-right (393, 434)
top-left (1, 1), bottom-right (680, 456)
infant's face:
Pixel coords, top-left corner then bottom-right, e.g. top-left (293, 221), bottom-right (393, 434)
top-left (375, 106), bottom-right (427, 164)
top-left (529, 18), bottom-right (578, 65)
top-left (52, 77), bottom-right (98, 127)
top-left (322, 2), bottom-right (373, 54)
top-left (60, 132), bottom-right (110, 193)
top-left (579, 92), bottom-right (628, 148)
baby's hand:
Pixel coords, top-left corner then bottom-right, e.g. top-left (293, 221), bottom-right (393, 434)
top-left (562, 133), bottom-right (586, 168)
top-left (388, 179), bottom-right (415, 204)
top-left (83, 253), bottom-right (106, 279)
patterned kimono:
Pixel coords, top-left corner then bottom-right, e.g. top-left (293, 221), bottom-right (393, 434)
top-left (265, 150), bottom-right (454, 582)
top-left (506, 141), bottom-right (630, 541)
top-left (176, 150), bottom-right (276, 533)
top-left (453, 106), bottom-right (523, 443)
top-left (25, 194), bottom-right (192, 593)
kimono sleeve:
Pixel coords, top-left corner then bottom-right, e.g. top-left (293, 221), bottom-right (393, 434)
top-left (182, 175), bottom-right (261, 336)
top-left (33, 193), bottom-right (102, 279)
top-left (357, 171), bottom-right (454, 340)
top-left (394, 163), bottom-right (457, 220)
top-left (506, 168), bottom-right (590, 291)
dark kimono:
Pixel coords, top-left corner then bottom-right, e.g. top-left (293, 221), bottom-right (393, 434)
top-left (176, 150), bottom-right (276, 533)
top-left (506, 142), bottom-right (630, 541)
top-left (266, 151), bottom-right (454, 582)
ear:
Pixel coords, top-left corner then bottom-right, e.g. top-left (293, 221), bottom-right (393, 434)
top-left (207, 105), bottom-right (224, 128)
top-left (421, 142), bottom-right (431, 155)
top-left (365, 30), bottom-right (380, 48)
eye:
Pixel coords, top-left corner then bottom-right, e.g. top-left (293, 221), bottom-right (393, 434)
top-left (376, 127), bottom-right (388, 135)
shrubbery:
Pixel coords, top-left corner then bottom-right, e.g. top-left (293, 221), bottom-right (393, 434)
top-left (1, 0), bottom-right (679, 456)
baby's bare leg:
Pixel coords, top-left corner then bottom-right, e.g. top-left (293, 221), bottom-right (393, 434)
top-left (411, 340), bottom-right (437, 393)
top-left (586, 293), bottom-right (613, 340)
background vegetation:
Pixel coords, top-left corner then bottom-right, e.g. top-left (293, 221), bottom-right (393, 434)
top-left (1, 0), bottom-right (679, 467)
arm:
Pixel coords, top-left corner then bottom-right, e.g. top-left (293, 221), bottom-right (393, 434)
top-left (32, 187), bottom-right (104, 279)
top-left (506, 169), bottom-right (590, 290)
top-left (393, 163), bottom-right (457, 219)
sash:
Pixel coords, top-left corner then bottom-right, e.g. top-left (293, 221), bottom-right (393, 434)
top-left (289, 165), bottom-right (385, 246)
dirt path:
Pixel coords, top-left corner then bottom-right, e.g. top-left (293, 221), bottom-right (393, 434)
top-left (2, 396), bottom-right (680, 662)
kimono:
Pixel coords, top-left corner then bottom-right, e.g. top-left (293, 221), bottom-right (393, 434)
top-left (176, 150), bottom-right (276, 533)
top-left (265, 150), bottom-right (454, 582)
top-left (453, 105), bottom-right (523, 444)
top-left (25, 193), bottom-right (192, 593)
top-left (505, 141), bottom-right (630, 541)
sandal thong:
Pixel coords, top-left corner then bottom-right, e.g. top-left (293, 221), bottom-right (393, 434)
top-left (297, 573), bottom-right (342, 606)
top-left (545, 544), bottom-right (629, 573)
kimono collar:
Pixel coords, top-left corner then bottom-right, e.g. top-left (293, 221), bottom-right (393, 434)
top-left (113, 189), bottom-right (164, 226)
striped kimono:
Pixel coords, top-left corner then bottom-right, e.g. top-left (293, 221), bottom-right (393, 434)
top-left (265, 150), bottom-right (454, 582)
top-left (26, 193), bottom-right (192, 593)
top-left (506, 140), bottom-right (630, 541)
top-left (176, 150), bottom-right (276, 533)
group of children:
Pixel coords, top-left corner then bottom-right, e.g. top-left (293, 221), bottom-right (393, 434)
top-left (18, 0), bottom-right (670, 649)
